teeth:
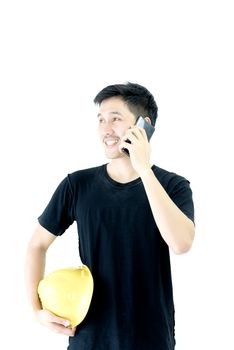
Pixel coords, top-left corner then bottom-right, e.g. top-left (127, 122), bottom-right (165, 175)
top-left (106, 140), bottom-right (117, 146)
top-left (105, 138), bottom-right (119, 146)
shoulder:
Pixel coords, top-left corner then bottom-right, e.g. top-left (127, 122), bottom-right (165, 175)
top-left (68, 164), bottom-right (104, 180)
top-left (67, 164), bottom-right (105, 186)
top-left (153, 165), bottom-right (195, 222)
top-left (152, 164), bottom-right (191, 193)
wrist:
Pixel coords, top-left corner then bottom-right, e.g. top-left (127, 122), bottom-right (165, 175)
top-left (139, 166), bottom-right (152, 178)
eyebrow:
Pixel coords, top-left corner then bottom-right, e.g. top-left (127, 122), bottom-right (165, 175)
top-left (97, 111), bottom-right (123, 118)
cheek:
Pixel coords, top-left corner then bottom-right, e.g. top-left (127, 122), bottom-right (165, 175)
top-left (119, 125), bottom-right (131, 137)
top-left (97, 127), bottom-right (103, 141)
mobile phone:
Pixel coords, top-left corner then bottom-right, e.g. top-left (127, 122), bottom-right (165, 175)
top-left (122, 116), bottom-right (155, 156)
top-left (135, 116), bottom-right (155, 140)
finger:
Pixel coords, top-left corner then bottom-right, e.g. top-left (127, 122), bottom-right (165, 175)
top-left (126, 127), bottom-right (147, 141)
top-left (122, 135), bottom-right (134, 144)
top-left (134, 126), bottom-right (148, 140)
top-left (124, 127), bottom-right (138, 139)
top-left (122, 130), bottom-right (138, 144)
top-left (120, 137), bottom-right (132, 152)
top-left (50, 323), bottom-right (76, 336)
top-left (119, 141), bottom-right (132, 154)
top-left (48, 312), bottom-right (71, 327)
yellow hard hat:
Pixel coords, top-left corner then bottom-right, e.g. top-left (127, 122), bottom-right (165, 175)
top-left (38, 265), bottom-right (94, 328)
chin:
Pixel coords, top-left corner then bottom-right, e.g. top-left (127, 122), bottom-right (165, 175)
top-left (105, 151), bottom-right (123, 159)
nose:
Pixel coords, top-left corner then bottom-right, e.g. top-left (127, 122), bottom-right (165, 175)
top-left (101, 121), bottom-right (113, 135)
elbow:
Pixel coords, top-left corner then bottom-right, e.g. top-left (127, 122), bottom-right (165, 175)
top-left (172, 241), bottom-right (192, 255)
top-left (171, 228), bottom-right (195, 255)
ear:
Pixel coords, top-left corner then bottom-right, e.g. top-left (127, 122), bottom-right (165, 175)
top-left (144, 116), bottom-right (152, 125)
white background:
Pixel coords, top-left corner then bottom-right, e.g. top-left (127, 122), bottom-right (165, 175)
top-left (0, 0), bottom-right (233, 349)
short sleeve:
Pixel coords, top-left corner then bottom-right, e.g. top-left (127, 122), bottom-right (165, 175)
top-left (38, 176), bottom-right (75, 235)
top-left (169, 178), bottom-right (195, 223)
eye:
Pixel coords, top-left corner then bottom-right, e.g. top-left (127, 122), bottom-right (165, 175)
top-left (98, 118), bottom-right (105, 124)
top-left (113, 117), bottom-right (121, 122)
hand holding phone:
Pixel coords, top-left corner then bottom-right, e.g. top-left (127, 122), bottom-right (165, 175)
top-left (122, 116), bottom-right (155, 156)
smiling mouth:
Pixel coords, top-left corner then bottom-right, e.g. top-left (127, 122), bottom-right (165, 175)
top-left (104, 137), bottom-right (120, 146)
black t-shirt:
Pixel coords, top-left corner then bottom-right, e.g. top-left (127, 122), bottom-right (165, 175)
top-left (38, 164), bottom-right (194, 350)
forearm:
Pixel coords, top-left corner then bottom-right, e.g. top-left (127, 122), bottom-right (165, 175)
top-left (140, 168), bottom-right (195, 254)
top-left (25, 244), bottom-right (46, 311)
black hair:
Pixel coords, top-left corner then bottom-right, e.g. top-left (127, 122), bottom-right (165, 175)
top-left (93, 82), bottom-right (158, 126)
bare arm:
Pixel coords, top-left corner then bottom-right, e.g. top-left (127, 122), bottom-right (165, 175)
top-left (25, 224), bottom-right (75, 336)
top-left (140, 168), bottom-right (195, 254)
top-left (120, 126), bottom-right (195, 254)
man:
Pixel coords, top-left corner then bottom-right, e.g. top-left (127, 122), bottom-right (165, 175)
top-left (25, 82), bottom-right (195, 349)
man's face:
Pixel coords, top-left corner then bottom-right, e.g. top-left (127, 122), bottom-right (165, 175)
top-left (97, 96), bottom-right (136, 159)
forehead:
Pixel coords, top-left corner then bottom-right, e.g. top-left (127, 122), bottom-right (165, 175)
top-left (98, 96), bottom-right (131, 116)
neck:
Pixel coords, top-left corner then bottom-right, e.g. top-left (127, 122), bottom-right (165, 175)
top-left (106, 158), bottom-right (139, 183)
